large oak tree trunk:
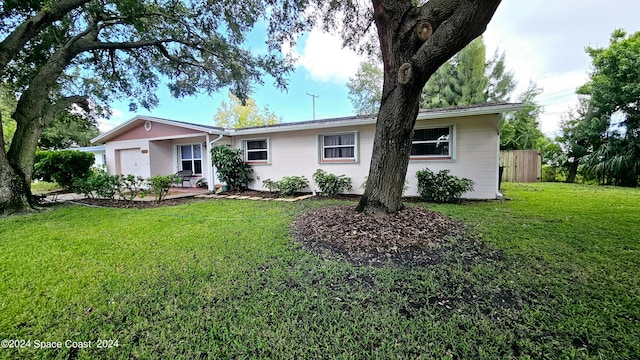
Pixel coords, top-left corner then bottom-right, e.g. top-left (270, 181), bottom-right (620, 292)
top-left (0, 151), bottom-right (32, 215)
top-left (0, 110), bottom-right (47, 215)
top-left (357, 0), bottom-right (502, 214)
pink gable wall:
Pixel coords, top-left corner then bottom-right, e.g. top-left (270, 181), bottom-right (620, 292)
top-left (111, 121), bottom-right (205, 141)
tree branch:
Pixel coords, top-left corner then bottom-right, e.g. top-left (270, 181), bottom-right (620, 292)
top-left (42, 96), bottom-right (90, 127)
top-left (0, 0), bottom-right (91, 74)
top-left (409, 0), bottom-right (501, 86)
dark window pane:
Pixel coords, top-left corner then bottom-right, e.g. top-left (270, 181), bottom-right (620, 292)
top-left (414, 128), bottom-right (449, 141)
top-left (247, 140), bottom-right (267, 150)
top-left (193, 144), bottom-right (202, 159)
top-left (247, 151), bottom-right (268, 161)
top-left (325, 147), bottom-right (354, 158)
top-left (181, 160), bottom-right (193, 171)
top-left (181, 145), bottom-right (192, 160)
top-left (411, 143), bottom-right (449, 156)
top-left (194, 160), bottom-right (202, 174)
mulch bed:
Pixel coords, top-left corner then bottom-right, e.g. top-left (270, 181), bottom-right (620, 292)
top-left (292, 205), bottom-right (485, 267)
top-left (72, 197), bottom-right (205, 209)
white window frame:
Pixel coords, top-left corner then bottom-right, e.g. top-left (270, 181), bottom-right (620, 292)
top-left (410, 125), bottom-right (454, 160)
top-left (318, 131), bottom-right (358, 163)
top-left (243, 138), bottom-right (270, 164)
top-left (178, 143), bottom-right (204, 175)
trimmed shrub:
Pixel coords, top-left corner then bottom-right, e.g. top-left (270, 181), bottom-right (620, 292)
top-left (263, 176), bottom-right (309, 197)
top-left (148, 174), bottom-right (179, 203)
top-left (72, 168), bottom-right (119, 200)
top-left (312, 169), bottom-right (352, 196)
top-left (415, 168), bottom-right (474, 203)
top-left (34, 150), bottom-right (94, 188)
top-left (117, 174), bottom-right (146, 201)
top-left (211, 145), bottom-right (253, 191)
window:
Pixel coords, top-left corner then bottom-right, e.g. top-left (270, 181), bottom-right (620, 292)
top-left (320, 132), bottom-right (357, 162)
top-left (244, 139), bottom-right (269, 164)
top-left (179, 144), bottom-right (203, 174)
top-left (411, 127), bottom-right (452, 159)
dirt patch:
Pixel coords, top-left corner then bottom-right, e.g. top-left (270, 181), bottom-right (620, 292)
top-left (292, 205), bottom-right (489, 267)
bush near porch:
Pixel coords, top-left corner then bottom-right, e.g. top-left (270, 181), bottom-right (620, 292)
top-left (0, 183), bottom-right (638, 358)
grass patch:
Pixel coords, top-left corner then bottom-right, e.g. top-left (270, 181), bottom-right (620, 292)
top-left (30, 181), bottom-right (62, 194)
top-left (0, 183), bottom-right (638, 359)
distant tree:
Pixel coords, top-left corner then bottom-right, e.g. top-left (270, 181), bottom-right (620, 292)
top-left (556, 98), bottom-right (607, 183)
top-left (213, 93), bottom-right (282, 129)
top-left (577, 29), bottom-right (640, 186)
top-left (39, 113), bottom-right (99, 150)
top-left (347, 37), bottom-right (516, 114)
top-left (421, 37), bottom-right (515, 108)
top-left (347, 59), bottom-right (383, 115)
top-left (485, 50), bottom-right (517, 104)
top-left (422, 38), bottom-right (486, 108)
top-left (500, 82), bottom-right (545, 150)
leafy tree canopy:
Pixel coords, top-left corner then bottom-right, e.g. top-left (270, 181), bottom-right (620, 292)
top-left (347, 37), bottom-right (517, 114)
top-left (347, 59), bottom-right (383, 115)
top-left (574, 29), bottom-right (640, 186)
top-left (213, 92), bottom-right (282, 129)
top-left (500, 82), bottom-right (545, 150)
top-left (39, 112), bottom-right (99, 149)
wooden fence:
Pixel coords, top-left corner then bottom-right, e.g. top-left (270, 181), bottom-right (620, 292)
top-left (499, 150), bottom-right (541, 183)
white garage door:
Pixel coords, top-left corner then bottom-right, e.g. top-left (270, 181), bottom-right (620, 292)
top-left (117, 148), bottom-right (145, 177)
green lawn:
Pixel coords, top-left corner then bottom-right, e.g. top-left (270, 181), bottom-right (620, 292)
top-left (30, 181), bottom-right (62, 194)
top-left (0, 183), bottom-right (638, 359)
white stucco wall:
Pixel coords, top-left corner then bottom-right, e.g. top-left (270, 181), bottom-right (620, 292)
top-left (232, 114), bottom-right (500, 199)
top-left (105, 139), bottom-right (151, 178)
top-left (233, 126), bottom-right (374, 194)
top-left (406, 115), bottom-right (500, 199)
top-left (148, 140), bottom-right (174, 176)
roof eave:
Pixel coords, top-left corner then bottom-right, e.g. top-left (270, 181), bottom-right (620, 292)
top-left (233, 103), bottom-right (524, 135)
top-left (91, 115), bottom-right (225, 144)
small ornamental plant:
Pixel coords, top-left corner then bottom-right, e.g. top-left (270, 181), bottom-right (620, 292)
top-left (117, 174), bottom-right (146, 201)
top-left (148, 174), bottom-right (179, 203)
top-left (262, 176), bottom-right (309, 197)
top-left (312, 169), bottom-right (352, 196)
top-left (211, 145), bottom-right (253, 191)
top-left (416, 168), bottom-right (474, 203)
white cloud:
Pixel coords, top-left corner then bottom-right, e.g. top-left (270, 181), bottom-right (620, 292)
top-left (97, 108), bottom-right (126, 133)
top-left (294, 31), bottom-right (363, 83)
top-left (484, 0), bottom-right (640, 135)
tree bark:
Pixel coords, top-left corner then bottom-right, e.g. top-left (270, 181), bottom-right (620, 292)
top-left (0, 112), bottom-right (32, 215)
top-left (357, 0), bottom-right (501, 214)
top-left (565, 161), bottom-right (579, 183)
top-left (0, 152), bottom-right (32, 215)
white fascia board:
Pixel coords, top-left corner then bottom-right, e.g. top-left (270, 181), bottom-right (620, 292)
top-left (416, 103), bottom-right (524, 121)
top-left (91, 115), bottom-right (224, 144)
top-left (229, 117), bottom-right (377, 136)
top-left (230, 104), bottom-right (523, 136)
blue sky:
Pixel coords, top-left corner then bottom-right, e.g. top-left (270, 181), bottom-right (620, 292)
top-left (102, 0), bottom-right (640, 137)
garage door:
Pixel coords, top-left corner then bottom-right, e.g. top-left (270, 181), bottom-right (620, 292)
top-left (117, 148), bottom-right (146, 177)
